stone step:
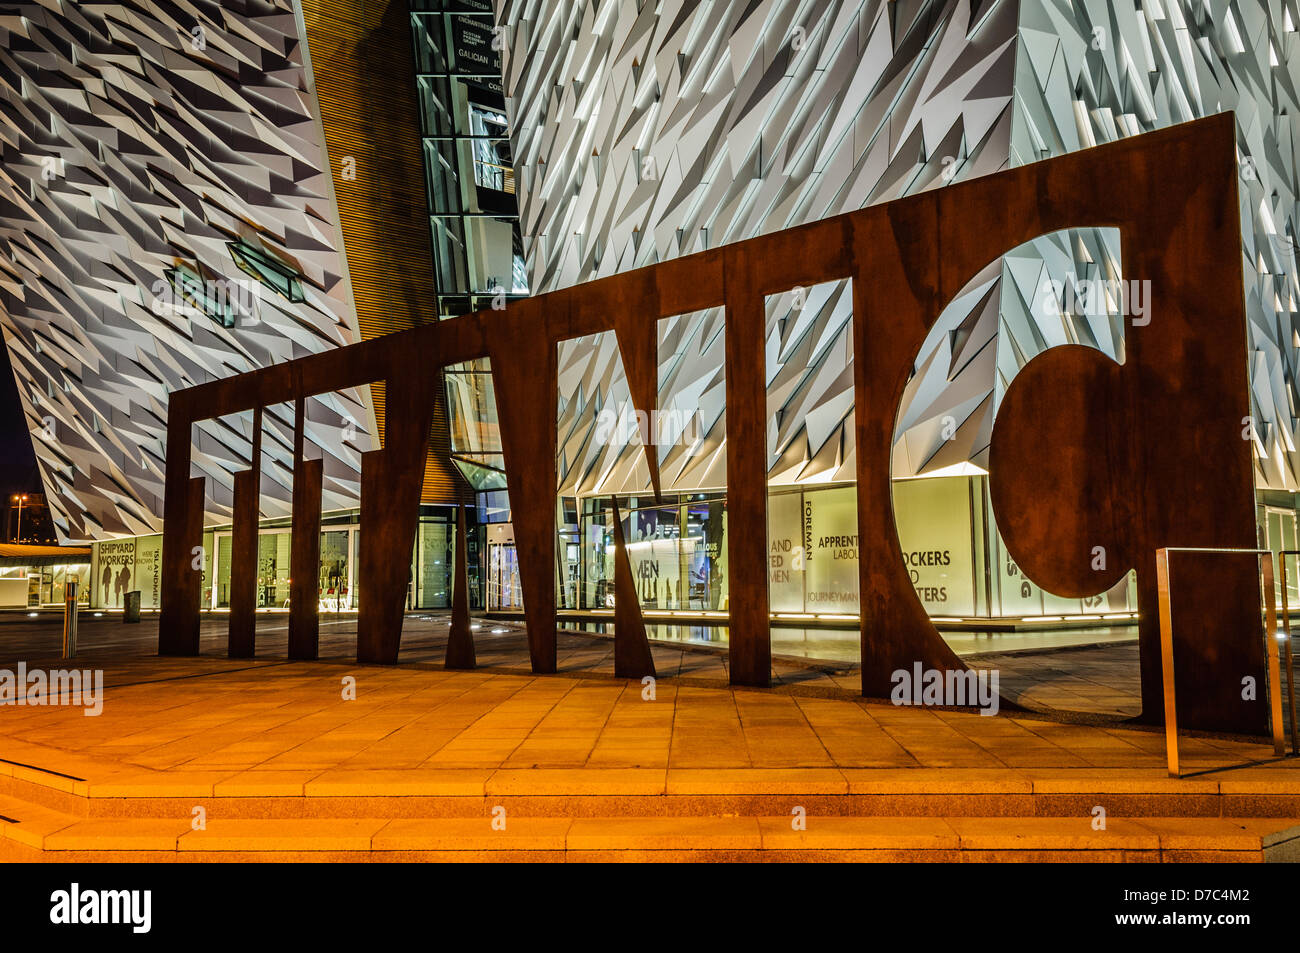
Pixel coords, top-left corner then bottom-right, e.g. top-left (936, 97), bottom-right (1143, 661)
top-left (5, 767), bottom-right (1300, 821)
top-left (1, 800), bottom-right (1296, 862)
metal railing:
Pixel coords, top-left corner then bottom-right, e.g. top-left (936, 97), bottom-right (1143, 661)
top-left (1155, 547), bottom-right (1289, 777)
top-left (474, 160), bottom-right (515, 194)
top-left (1273, 550), bottom-right (1300, 756)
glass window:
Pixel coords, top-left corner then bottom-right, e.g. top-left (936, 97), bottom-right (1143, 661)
top-left (215, 534), bottom-right (233, 608)
top-left (416, 75), bottom-right (455, 137)
top-left (892, 478), bottom-right (975, 616)
top-left (803, 485), bottom-right (862, 615)
top-left (92, 538), bottom-right (136, 609)
top-left (417, 519), bottom-right (452, 608)
top-left (133, 534), bottom-right (163, 609)
top-left (423, 139), bottom-right (465, 214)
top-left (431, 215), bottom-right (469, 294)
top-left (257, 532), bottom-right (291, 609)
top-left (445, 358), bottom-right (501, 456)
top-left (685, 498), bottom-right (726, 611)
top-left (227, 241), bottom-right (304, 303)
top-left (447, 15), bottom-right (498, 75)
top-left (768, 490), bottom-right (805, 612)
top-left (410, 13), bottom-right (448, 73)
top-left (608, 504), bottom-right (684, 611)
top-left (201, 531), bottom-right (214, 608)
top-left (320, 530), bottom-right (351, 611)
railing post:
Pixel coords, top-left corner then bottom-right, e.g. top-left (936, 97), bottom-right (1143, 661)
top-left (1157, 547), bottom-right (1291, 777)
top-left (1155, 548), bottom-right (1178, 778)
top-left (1261, 554), bottom-right (1286, 757)
top-left (61, 581), bottom-right (79, 659)
top-left (1277, 553), bottom-right (1299, 756)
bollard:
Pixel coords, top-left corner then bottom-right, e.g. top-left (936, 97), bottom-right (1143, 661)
top-left (123, 590), bottom-right (141, 624)
top-left (61, 581), bottom-right (78, 658)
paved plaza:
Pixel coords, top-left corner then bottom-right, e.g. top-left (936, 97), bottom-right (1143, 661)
top-left (0, 613), bottom-right (1258, 780)
top-left (0, 613), bottom-right (1295, 861)
top-left (0, 611), bottom-right (1145, 715)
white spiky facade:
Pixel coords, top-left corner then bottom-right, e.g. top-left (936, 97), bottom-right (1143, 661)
top-left (0, 1), bottom-right (374, 542)
top-left (498, 0), bottom-right (1300, 498)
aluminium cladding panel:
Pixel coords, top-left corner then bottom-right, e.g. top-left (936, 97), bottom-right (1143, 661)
top-left (499, 0), bottom-right (1022, 497)
top-left (501, 0), bottom-right (1300, 499)
top-left (1007, 0), bottom-right (1300, 493)
top-left (0, 0), bottom-right (375, 541)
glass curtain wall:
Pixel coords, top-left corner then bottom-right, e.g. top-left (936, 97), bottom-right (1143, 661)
top-left (212, 525), bottom-right (359, 611)
top-left (580, 494), bottom-right (729, 613)
top-left (409, 0), bottom-right (526, 316)
top-left (577, 476), bottom-right (1136, 619)
top-left (205, 509), bottom-right (458, 612)
top-left (411, 1), bottom-right (520, 572)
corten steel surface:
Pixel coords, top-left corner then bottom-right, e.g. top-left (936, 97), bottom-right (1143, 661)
top-left (724, 251), bottom-right (773, 685)
top-left (445, 505), bottom-right (475, 670)
top-left (611, 498), bottom-right (656, 680)
top-left (288, 450), bottom-right (323, 661)
top-left (157, 115), bottom-right (1259, 731)
top-left (227, 467), bottom-right (258, 656)
top-left (861, 113), bottom-right (1258, 731)
top-left (159, 474), bottom-right (203, 656)
top-left (356, 358), bottom-right (438, 664)
top-left (1156, 549), bottom-right (1283, 775)
top-left (490, 316), bottom-right (561, 673)
top-left (227, 406), bottom-right (263, 658)
top-left (1156, 550), bottom-right (1179, 777)
top-left (986, 124), bottom-right (1261, 731)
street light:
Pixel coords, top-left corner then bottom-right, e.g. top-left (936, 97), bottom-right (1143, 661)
top-left (11, 494), bottom-right (27, 542)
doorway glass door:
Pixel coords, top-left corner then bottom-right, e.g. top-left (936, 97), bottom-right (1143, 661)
top-left (257, 532), bottom-right (290, 608)
top-left (488, 542), bottom-right (522, 609)
top-left (320, 530), bottom-right (351, 611)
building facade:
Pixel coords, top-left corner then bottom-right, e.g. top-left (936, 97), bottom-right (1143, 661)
top-left (0, 0), bottom-right (479, 609)
top-left (485, 0), bottom-right (1300, 622)
top-left (0, 0), bottom-right (1296, 627)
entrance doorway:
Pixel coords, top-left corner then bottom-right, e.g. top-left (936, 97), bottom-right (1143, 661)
top-left (319, 529), bottom-right (351, 612)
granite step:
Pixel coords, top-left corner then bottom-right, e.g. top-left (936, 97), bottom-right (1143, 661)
top-left (5, 766), bottom-right (1300, 821)
top-left (1, 799), bottom-right (1296, 862)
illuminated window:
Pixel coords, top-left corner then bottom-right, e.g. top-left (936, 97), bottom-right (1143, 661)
top-left (163, 265), bottom-right (235, 328)
top-left (227, 240), bottom-right (304, 303)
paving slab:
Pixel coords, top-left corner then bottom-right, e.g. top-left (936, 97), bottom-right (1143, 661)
top-left (305, 768), bottom-right (491, 797)
top-left (566, 817), bottom-right (762, 851)
top-left (0, 614), bottom-right (1294, 832)
top-left (946, 816), bottom-right (1160, 851)
top-left (178, 819), bottom-right (388, 852)
top-left (373, 817), bottom-right (571, 851)
top-left (756, 816), bottom-right (959, 850)
top-left (45, 818), bottom-right (194, 852)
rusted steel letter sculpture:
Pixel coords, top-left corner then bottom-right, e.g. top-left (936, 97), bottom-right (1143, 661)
top-left (157, 115), bottom-right (1264, 734)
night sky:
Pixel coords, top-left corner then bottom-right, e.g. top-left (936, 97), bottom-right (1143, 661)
top-left (0, 341), bottom-right (41, 501)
